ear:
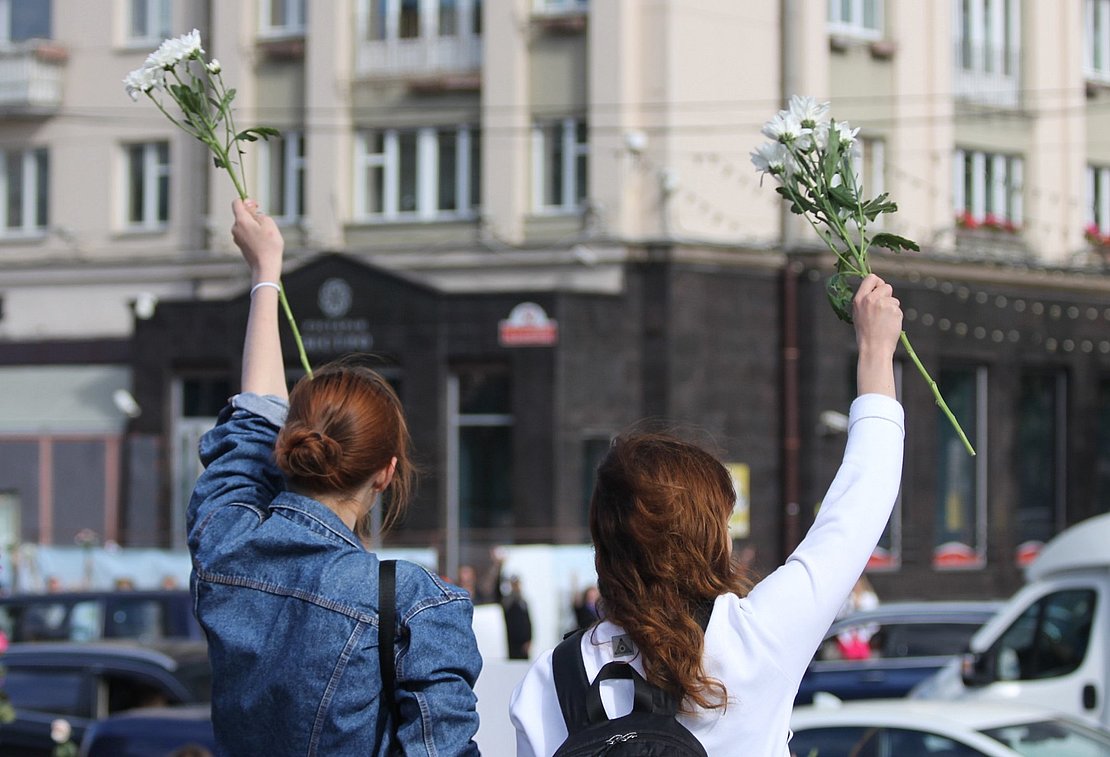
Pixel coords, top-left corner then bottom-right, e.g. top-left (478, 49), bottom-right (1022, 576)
top-left (374, 456), bottom-right (398, 492)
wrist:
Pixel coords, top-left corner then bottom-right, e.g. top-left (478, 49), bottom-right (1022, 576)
top-left (251, 269), bottom-right (282, 286)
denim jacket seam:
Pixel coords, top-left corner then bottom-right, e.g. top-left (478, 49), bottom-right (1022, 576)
top-left (269, 503), bottom-right (363, 550)
top-left (308, 621), bottom-right (369, 755)
top-left (400, 592), bottom-right (466, 625)
top-left (192, 501), bottom-right (265, 546)
top-left (195, 570), bottom-right (375, 624)
top-left (413, 690), bottom-right (437, 756)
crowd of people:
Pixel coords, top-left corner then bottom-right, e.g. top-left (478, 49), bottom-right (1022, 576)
top-left (186, 199), bottom-right (905, 754)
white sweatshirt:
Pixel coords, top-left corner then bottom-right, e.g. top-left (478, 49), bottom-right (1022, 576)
top-left (509, 394), bottom-right (905, 757)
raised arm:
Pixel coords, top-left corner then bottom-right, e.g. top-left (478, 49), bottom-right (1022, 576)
top-left (853, 273), bottom-right (902, 398)
top-left (231, 198), bottom-right (288, 400)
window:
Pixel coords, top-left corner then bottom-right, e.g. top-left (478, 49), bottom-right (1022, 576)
top-left (1097, 378), bottom-right (1110, 510)
top-left (1086, 0), bottom-right (1110, 81)
top-left (355, 126), bottom-right (479, 221)
top-left (0, 0), bottom-right (50, 43)
top-left (125, 141), bottom-right (169, 229)
top-left (1087, 164), bottom-right (1110, 238)
top-left (953, 149), bottom-right (1023, 230)
top-left (259, 0), bottom-right (306, 36)
top-left (535, 0), bottom-right (588, 13)
top-left (1015, 372), bottom-right (1065, 565)
top-left (989, 589), bottom-right (1096, 681)
top-left (933, 367), bottom-right (987, 569)
top-left (4, 668), bottom-right (88, 716)
top-left (852, 136), bottom-right (886, 228)
top-left (126, 0), bottom-right (170, 44)
top-left (532, 118), bottom-right (588, 213)
top-left (954, 0), bottom-right (1019, 75)
top-left (361, 0), bottom-right (480, 41)
top-left (258, 131), bottom-right (304, 223)
top-left (0, 147), bottom-right (47, 237)
top-left (450, 367), bottom-right (513, 533)
top-left (827, 0), bottom-right (881, 38)
top-left (790, 727), bottom-right (982, 757)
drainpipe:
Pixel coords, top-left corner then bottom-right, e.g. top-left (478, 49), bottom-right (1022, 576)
top-left (781, 0), bottom-right (802, 558)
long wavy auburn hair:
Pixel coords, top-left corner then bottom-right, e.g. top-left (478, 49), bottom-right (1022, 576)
top-left (589, 431), bottom-right (754, 711)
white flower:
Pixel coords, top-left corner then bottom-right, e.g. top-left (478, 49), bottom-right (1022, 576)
top-left (206, 58), bottom-right (221, 74)
top-left (751, 141), bottom-right (793, 177)
top-left (145, 28), bottom-right (204, 70)
top-left (787, 95), bottom-right (831, 129)
top-left (123, 65), bottom-right (164, 101)
top-left (761, 110), bottom-right (804, 144)
top-left (834, 120), bottom-right (860, 145)
top-left (50, 718), bottom-right (71, 745)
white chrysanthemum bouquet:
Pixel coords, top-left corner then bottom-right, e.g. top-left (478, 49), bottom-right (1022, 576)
top-left (125, 30), bottom-right (312, 377)
top-left (753, 96), bottom-right (974, 455)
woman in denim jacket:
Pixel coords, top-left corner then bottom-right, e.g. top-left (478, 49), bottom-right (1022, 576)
top-left (187, 199), bottom-right (482, 756)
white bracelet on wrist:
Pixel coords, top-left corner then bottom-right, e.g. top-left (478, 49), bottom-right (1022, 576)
top-left (250, 281), bottom-right (281, 297)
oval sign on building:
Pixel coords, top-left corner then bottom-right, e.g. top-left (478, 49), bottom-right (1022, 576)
top-left (498, 302), bottom-right (558, 347)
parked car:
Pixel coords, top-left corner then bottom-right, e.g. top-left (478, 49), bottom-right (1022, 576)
top-left (911, 512), bottom-right (1110, 728)
top-left (0, 590), bottom-right (202, 643)
top-left (795, 600), bottom-right (1003, 705)
top-left (790, 698), bottom-right (1110, 756)
top-left (0, 640), bottom-right (210, 756)
top-left (79, 704), bottom-right (214, 757)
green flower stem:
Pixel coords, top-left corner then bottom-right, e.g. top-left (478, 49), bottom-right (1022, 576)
top-left (278, 284), bottom-right (313, 378)
top-left (898, 331), bottom-right (976, 456)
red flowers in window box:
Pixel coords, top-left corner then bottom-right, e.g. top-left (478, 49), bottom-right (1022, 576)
top-left (956, 211), bottom-right (1020, 233)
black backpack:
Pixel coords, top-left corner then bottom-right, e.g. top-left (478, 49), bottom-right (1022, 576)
top-left (551, 628), bottom-right (708, 756)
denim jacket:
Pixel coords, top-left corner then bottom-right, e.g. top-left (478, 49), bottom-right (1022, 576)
top-left (187, 393), bottom-right (482, 756)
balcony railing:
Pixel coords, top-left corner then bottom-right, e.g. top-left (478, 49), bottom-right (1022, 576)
top-left (953, 41), bottom-right (1021, 109)
top-left (0, 41), bottom-right (65, 112)
top-left (356, 36), bottom-right (481, 78)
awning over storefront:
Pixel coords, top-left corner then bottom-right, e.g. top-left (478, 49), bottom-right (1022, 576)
top-left (0, 365), bottom-right (132, 434)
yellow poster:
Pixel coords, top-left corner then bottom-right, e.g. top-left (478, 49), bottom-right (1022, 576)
top-left (726, 463), bottom-right (750, 539)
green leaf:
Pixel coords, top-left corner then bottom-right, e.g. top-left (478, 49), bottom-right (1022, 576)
top-left (869, 232), bottom-right (920, 253)
top-left (826, 273), bottom-right (856, 324)
top-left (828, 184), bottom-right (857, 210)
top-left (775, 185), bottom-right (813, 215)
top-left (236, 126), bottom-right (282, 143)
top-left (213, 156), bottom-right (226, 169)
top-left (823, 122), bottom-right (842, 184)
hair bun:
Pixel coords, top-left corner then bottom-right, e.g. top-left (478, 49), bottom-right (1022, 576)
top-left (276, 427), bottom-right (343, 480)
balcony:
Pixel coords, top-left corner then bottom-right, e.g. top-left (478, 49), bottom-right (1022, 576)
top-left (953, 42), bottom-right (1021, 109)
top-left (356, 36), bottom-right (481, 80)
top-left (0, 41), bottom-right (65, 114)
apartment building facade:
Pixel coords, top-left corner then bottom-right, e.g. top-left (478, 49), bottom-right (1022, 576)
top-left (0, 0), bottom-right (1108, 596)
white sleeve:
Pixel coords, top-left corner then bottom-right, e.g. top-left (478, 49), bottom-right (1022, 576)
top-left (740, 393), bottom-right (904, 684)
top-left (509, 650), bottom-right (566, 757)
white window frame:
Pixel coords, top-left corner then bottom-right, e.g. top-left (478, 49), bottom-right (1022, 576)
top-left (359, 0), bottom-right (480, 41)
top-left (125, 0), bottom-right (171, 46)
top-left (532, 118), bottom-right (588, 214)
top-left (259, 0), bottom-right (306, 38)
top-left (124, 141), bottom-right (170, 230)
top-left (953, 0), bottom-right (1021, 107)
top-left (827, 0), bottom-right (882, 40)
top-left (0, 147), bottom-right (47, 238)
top-left (1086, 0), bottom-right (1110, 82)
top-left (258, 131), bottom-right (305, 224)
top-left (354, 126), bottom-right (477, 222)
top-left (953, 148), bottom-right (1023, 227)
top-left (851, 136), bottom-right (886, 226)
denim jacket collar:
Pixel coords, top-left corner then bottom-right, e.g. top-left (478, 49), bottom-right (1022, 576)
top-left (269, 491), bottom-right (365, 551)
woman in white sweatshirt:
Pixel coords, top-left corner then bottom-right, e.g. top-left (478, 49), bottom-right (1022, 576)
top-left (510, 274), bottom-right (906, 756)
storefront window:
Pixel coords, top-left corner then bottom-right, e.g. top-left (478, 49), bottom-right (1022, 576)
top-left (1015, 372), bottom-right (1065, 565)
top-left (934, 366), bottom-right (986, 569)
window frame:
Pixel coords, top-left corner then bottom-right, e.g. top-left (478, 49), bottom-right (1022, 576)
top-left (124, 0), bottom-right (171, 47)
top-left (257, 130), bottom-right (305, 224)
top-left (533, 0), bottom-right (588, 14)
top-left (827, 0), bottom-right (883, 40)
top-left (953, 148), bottom-right (1024, 229)
top-left (354, 125), bottom-right (478, 222)
top-left (0, 146), bottom-right (48, 239)
top-left (1086, 0), bottom-right (1110, 82)
top-left (258, 0), bottom-right (307, 38)
top-left (359, 0), bottom-right (481, 42)
top-left (531, 117), bottom-right (588, 214)
top-left (123, 141), bottom-right (170, 231)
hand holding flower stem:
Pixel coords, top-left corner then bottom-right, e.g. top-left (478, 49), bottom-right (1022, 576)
top-left (753, 96), bottom-right (975, 455)
top-left (125, 30), bottom-right (313, 378)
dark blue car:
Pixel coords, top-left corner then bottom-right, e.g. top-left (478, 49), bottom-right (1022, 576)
top-left (79, 705), bottom-right (215, 757)
top-left (795, 601), bottom-right (1002, 705)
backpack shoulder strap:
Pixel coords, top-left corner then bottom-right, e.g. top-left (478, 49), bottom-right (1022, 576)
top-left (551, 628), bottom-right (592, 734)
top-left (378, 559), bottom-right (401, 728)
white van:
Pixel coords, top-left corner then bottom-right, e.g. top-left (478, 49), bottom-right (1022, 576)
top-left (913, 512), bottom-right (1110, 727)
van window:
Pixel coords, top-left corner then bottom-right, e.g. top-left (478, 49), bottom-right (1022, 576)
top-left (4, 668), bottom-right (89, 716)
top-left (991, 589), bottom-right (1096, 681)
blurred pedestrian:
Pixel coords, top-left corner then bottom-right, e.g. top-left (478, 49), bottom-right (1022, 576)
top-left (572, 586), bottom-right (601, 629)
top-left (503, 575), bottom-right (533, 660)
top-left (187, 199), bottom-right (480, 755)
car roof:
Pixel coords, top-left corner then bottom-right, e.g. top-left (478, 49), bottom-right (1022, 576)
top-left (2, 639), bottom-right (208, 670)
top-left (791, 697), bottom-right (1069, 732)
top-left (829, 600), bottom-right (1002, 627)
top-left (1026, 512), bottom-right (1110, 580)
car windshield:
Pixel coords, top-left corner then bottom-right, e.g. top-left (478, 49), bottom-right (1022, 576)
top-left (981, 718), bottom-right (1110, 756)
